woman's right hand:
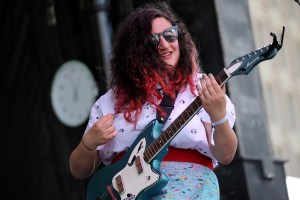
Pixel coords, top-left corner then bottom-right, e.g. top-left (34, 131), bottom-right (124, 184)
top-left (83, 113), bottom-right (117, 151)
top-left (69, 113), bottom-right (117, 179)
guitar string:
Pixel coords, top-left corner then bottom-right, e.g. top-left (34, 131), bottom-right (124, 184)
top-left (99, 183), bottom-right (119, 200)
top-left (99, 189), bottom-right (110, 199)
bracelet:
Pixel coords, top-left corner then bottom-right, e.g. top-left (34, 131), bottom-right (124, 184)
top-left (211, 115), bottom-right (228, 128)
top-left (211, 115), bottom-right (228, 146)
top-left (81, 138), bottom-right (94, 151)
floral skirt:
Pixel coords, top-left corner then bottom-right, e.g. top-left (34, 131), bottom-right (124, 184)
top-left (150, 161), bottom-right (219, 200)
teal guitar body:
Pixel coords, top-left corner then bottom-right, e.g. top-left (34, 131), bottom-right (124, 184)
top-left (87, 120), bottom-right (170, 200)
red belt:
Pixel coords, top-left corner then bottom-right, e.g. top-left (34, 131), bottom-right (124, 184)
top-left (112, 146), bottom-right (213, 170)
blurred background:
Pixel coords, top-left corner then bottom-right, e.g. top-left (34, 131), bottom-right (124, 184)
top-left (2, 0), bottom-right (299, 199)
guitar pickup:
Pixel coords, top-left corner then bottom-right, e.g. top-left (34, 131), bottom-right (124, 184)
top-left (135, 156), bottom-right (144, 174)
top-left (115, 175), bottom-right (124, 194)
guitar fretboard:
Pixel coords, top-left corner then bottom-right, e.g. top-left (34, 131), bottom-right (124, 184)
top-left (143, 70), bottom-right (230, 163)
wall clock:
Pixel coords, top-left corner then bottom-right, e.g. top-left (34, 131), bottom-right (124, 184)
top-left (51, 60), bottom-right (98, 127)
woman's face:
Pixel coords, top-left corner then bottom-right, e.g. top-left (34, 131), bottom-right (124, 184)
top-left (151, 17), bottom-right (180, 70)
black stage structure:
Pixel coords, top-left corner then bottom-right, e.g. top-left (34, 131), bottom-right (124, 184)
top-left (2, 0), bottom-right (288, 199)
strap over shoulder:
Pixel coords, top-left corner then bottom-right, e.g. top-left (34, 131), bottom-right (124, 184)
top-left (156, 91), bottom-right (178, 124)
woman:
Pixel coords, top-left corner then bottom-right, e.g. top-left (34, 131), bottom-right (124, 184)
top-left (70, 2), bottom-right (237, 199)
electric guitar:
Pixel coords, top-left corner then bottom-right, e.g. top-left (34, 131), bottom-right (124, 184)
top-left (87, 27), bottom-right (285, 200)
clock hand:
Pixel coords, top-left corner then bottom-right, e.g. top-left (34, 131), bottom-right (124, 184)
top-left (73, 87), bottom-right (78, 102)
top-left (72, 76), bottom-right (81, 102)
top-left (69, 75), bottom-right (80, 102)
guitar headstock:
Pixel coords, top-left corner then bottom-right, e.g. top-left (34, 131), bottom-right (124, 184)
top-left (226, 26), bottom-right (285, 77)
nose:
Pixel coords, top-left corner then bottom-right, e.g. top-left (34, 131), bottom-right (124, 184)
top-left (158, 35), bottom-right (170, 49)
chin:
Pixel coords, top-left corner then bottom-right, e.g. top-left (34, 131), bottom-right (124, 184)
top-left (165, 64), bottom-right (176, 70)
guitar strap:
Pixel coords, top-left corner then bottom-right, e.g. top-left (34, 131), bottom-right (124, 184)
top-left (156, 91), bottom-right (178, 124)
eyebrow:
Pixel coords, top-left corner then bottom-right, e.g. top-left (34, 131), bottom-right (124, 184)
top-left (151, 26), bottom-right (174, 34)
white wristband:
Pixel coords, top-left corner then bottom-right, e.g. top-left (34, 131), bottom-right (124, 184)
top-left (211, 115), bottom-right (228, 128)
top-left (211, 115), bottom-right (228, 146)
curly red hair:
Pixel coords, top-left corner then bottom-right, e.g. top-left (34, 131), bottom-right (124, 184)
top-left (109, 2), bottom-right (200, 125)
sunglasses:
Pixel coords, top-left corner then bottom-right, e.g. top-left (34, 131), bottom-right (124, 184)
top-left (151, 26), bottom-right (179, 46)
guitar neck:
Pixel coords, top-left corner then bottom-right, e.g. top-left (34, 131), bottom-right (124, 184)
top-left (143, 70), bottom-right (230, 163)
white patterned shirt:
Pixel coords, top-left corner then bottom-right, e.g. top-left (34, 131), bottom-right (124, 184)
top-left (84, 74), bottom-right (236, 166)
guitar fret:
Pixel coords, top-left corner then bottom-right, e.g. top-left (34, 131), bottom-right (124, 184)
top-left (144, 150), bottom-right (150, 162)
top-left (156, 138), bottom-right (163, 148)
top-left (182, 111), bottom-right (188, 120)
top-left (178, 116), bottom-right (184, 126)
top-left (145, 143), bottom-right (154, 162)
top-left (216, 70), bottom-right (228, 86)
top-left (187, 106), bottom-right (193, 119)
top-left (190, 103), bottom-right (196, 113)
top-left (166, 128), bottom-right (173, 137)
top-left (157, 137), bottom-right (164, 148)
top-left (195, 97), bottom-right (202, 108)
top-left (187, 108), bottom-right (192, 116)
top-left (144, 148), bottom-right (151, 162)
top-left (175, 117), bottom-right (182, 128)
top-left (153, 139), bottom-right (160, 151)
top-left (146, 137), bottom-right (163, 162)
top-left (168, 124), bottom-right (177, 137)
top-left (160, 128), bottom-right (170, 144)
top-left (147, 144), bottom-right (155, 160)
top-left (172, 120), bottom-right (179, 132)
top-left (149, 143), bottom-right (157, 158)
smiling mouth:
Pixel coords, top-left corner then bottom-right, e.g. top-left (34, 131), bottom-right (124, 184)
top-left (161, 52), bottom-right (172, 57)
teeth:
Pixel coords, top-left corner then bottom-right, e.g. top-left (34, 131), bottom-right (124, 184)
top-left (161, 52), bottom-right (172, 57)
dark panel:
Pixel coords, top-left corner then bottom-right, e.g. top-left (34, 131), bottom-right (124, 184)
top-left (2, 0), bottom-right (105, 199)
top-left (214, 0), bottom-right (288, 199)
top-left (217, 160), bottom-right (288, 200)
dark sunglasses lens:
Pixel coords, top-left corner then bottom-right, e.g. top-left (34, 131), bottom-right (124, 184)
top-left (151, 34), bottom-right (160, 45)
top-left (163, 27), bottom-right (178, 43)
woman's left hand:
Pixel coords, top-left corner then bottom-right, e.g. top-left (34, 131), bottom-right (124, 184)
top-left (197, 74), bottom-right (238, 164)
top-left (196, 74), bottom-right (226, 122)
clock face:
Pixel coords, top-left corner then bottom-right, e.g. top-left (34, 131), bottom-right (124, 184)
top-left (51, 60), bottom-right (98, 127)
